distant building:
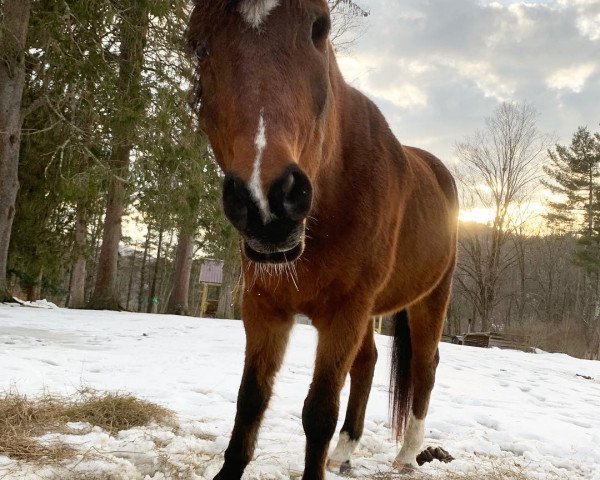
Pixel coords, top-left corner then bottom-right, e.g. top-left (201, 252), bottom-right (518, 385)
top-left (199, 260), bottom-right (224, 317)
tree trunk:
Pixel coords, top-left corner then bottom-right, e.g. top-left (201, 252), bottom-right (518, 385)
top-left (166, 231), bottom-right (194, 315)
top-left (89, 175), bottom-right (126, 309)
top-left (88, 2), bottom-right (150, 310)
top-left (147, 226), bottom-right (164, 314)
top-left (216, 234), bottom-right (242, 319)
top-left (0, 0), bottom-right (32, 302)
top-left (587, 275), bottom-right (600, 360)
top-left (125, 247), bottom-right (137, 311)
top-left (189, 260), bottom-right (200, 315)
top-left (158, 230), bottom-right (175, 312)
top-left (86, 211), bottom-right (103, 303)
top-left (69, 206), bottom-right (87, 309)
top-left (26, 268), bottom-right (43, 301)
top-left (138, 224), bottom-right (152, 312)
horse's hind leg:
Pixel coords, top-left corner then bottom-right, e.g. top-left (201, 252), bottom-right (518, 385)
top-left (213, 294), bottom-right (293, 480)
top-left (394, 273), bottom-right (452, 470)
top-left (328, 328), bottom-right (378, 472)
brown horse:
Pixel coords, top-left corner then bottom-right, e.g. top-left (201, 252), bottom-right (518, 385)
top-left (187, 1), bottom-right (458, 478)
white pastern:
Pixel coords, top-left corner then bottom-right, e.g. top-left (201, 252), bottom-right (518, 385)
top-left (329, 431), bottom-right (359, 464)
top-left (249, 111), bottom-right (271, 223)
top-left (239, 0), bottom-right (280, 29)
top-left (394, 413), bottom-right (425, 468)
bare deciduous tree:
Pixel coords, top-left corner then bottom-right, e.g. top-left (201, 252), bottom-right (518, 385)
top-left (454, 103), bottom-right (551, 330)
top-left (328, 0), bottom-right (369, 52)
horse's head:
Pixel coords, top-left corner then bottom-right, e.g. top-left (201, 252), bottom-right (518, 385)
top-left (188, 0), bottom-right (335, 264)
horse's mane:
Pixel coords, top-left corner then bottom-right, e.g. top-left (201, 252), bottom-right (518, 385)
top-left (192, 0), bottom-right (308, 15)
top-left (191, 0), bottom-right (272, 12)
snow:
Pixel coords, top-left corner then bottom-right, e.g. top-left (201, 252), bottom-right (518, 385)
top-left (1, 304), bottom-right (599, 479)
top-left (11, 298), bottom-right (59, 309)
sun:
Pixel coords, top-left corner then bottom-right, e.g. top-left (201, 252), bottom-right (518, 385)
top-left (459, 208), bottom-right (495, 224)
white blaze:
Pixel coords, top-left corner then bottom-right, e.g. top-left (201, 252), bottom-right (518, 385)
top-left (394, 413), bottom-right (425, 468)
top-left (239, 0), bottom-right (280, 29)
top-left (249, 111), bottom-right (271, 223)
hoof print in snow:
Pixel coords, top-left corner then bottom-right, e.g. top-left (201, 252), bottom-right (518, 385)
top-left (416, 446), bottom-right (454, 466)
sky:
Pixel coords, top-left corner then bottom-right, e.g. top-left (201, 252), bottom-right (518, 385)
top-left (336, 0), bottom-right (600, 166)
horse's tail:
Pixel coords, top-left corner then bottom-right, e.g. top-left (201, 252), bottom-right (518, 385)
top-left (389, 309), bottom-right (412, 440)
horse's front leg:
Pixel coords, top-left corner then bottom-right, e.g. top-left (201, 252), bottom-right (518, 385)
top-left (302, 305), bottom-right (372, 480)
top-left (214, 294), bottom-right (293, 480)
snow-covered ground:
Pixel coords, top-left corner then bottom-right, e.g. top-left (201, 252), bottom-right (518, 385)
top-left (1, 304), bottom-right (599, 479)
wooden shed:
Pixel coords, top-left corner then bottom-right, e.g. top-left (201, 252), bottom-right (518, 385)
top-left (199, 259), bottom-right (223, 317)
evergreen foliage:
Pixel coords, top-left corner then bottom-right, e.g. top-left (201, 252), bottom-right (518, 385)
top-left (544, 126), bottom-right (600, 272)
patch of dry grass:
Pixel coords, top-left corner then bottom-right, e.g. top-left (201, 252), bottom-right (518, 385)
top-left (0, 388), bottom-right (176, 464)
top-left (63, 389), bottom-right (176, 435)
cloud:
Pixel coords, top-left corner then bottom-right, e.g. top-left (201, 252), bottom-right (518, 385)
top-left (547, 63), bottom-right (596, 92)
top-left (371, 83), bottom-right (428, 109)
top-left (337, 0), bottom-right (600, 161)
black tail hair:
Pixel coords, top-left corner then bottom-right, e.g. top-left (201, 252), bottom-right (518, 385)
top-left (389, 309), bottom-right (412, 440)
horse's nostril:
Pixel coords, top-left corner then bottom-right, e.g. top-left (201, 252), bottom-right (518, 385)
top-left (269, 166), bottom-right (313, 222)
top-left (281, 172), bottom-right (295, 196)
top-left (223, 174), bottom-right (249, 231)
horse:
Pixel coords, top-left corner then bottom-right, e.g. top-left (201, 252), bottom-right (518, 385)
top-left (187, 1), bottom-right (458, 478)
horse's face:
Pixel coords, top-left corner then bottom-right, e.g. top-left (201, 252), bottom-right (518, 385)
top-left (188, 0), bottom-right (333, 264)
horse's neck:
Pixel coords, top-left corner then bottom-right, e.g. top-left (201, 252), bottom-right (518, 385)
top-left (311, 73), bottom-right (406, 233)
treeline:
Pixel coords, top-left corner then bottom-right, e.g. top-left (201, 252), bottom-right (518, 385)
top-left (0, 0), bottom-right (229, 315)
top-left (450, 105), bottom-right (600, 360)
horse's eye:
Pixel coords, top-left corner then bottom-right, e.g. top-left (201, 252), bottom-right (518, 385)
top-left (196, 45), bottom-right (209, 61)
top-left (312, 15), bottom-right (330, 45)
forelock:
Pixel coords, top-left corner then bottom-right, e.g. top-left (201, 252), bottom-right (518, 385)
top-left (188, 0), bottom-right (310, 44)
top-left (234, 0), bottom-right (281, 29)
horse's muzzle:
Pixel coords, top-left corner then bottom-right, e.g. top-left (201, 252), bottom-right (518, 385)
top-left (222, 165), bottom-right (312, 264)
top-left (243, 236), bottom-right (305, 264)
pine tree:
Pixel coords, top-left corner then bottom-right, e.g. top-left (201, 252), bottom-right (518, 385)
top-left (543, 126), bottom-right (600, 271)
top-left (544, 125), bottom-right (600, 359)
top-left (87, 0), bottom-right (153, 310)
top-left (8, 0), bottom-right (116, 303)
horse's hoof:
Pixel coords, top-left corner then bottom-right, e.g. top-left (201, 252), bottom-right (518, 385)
top-left (339, 460), bottom-right (352, 474)
top-left (327, 459), bottom-right (352, 474)
top-left (416, 446), bottom-right (455, 466)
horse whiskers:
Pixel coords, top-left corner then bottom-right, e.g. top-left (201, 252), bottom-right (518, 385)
top-left (288, 261), bottom-right (300, 291)
top-left (247, 259), bottom-right (300, 291)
